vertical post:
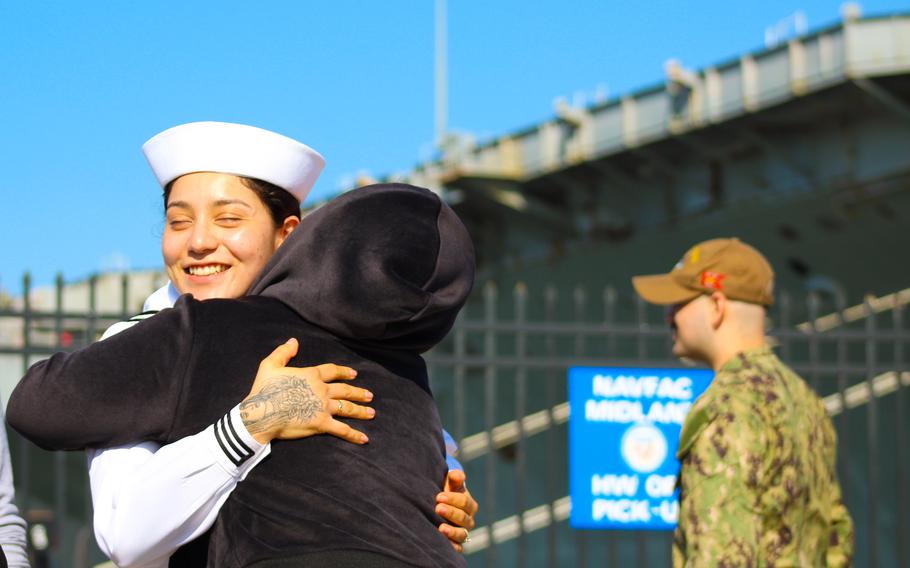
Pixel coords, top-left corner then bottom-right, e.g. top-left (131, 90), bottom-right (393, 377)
top-left (779, 292), bottom-right (792, 363)
top-left (864, 298), bottom-right (878, 568)
top-left (893, 297), bottom-right (908, 568)
top-left (807, 293), bottom-right (820, 394)
top-left (453, 313), bottom-right (466, 444)
top-left (18, 273), bottom-right (31, 512)
top-left (635, 294), bottom-right (647, 364)
top-left (834, 292), bottom-right (849, 504)
top-left (120, 272), bottom-right (130, 320)
top-left (483, 282), bottom-right (497, 568)
top-left (544, 286), bottom-right (558, 568)
top-left (435, 0), bottom-right (448, 148)
top-left (87, 275), bottom-right (98, 347)
top-left (604, 287), bottom-right (617, 359)
top-left (73, 525), bottom-right (95, 568)
top-left (54, 273), bottom-right (64, 350)
top-left (574, 287), bottom-right (587, 568)
top-left (54, 452), bottom-right (65, 544)
top-left (514, 283), bottom-right (528, 568)
top-left (635, 294), bottom-right (648, 566)
top-left (603, 286), bottom-right (619, 567)
top-left (85, 275), bottom-right (101, 556)
top-left (574, 288), bottom-right (586, 361)
top-left (53, 274), bottom-right (66, 535)
top-left (20, 273), bottom-right (31, 373)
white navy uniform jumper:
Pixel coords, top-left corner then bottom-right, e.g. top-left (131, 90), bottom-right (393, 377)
top-left (90, 282), bottom-right (271, 567)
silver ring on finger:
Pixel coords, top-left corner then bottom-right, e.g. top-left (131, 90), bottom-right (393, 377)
top-left (337, 400), bottom-right (344, 414)
top-left (463, 529), bottom-right (471, 543)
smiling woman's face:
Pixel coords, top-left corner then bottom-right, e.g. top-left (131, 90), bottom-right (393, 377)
top-left (162, 172), bottom-right (293, 300)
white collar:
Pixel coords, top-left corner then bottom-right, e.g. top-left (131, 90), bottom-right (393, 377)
top-left (143, 282), bottom-right (181, 311)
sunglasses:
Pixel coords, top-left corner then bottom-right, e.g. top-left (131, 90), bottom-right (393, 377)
top-left (664, 295), bottom-right (702, 326)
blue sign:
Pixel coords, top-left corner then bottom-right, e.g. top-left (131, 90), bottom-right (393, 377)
top-left (569, 366), bottom-right (713, 530)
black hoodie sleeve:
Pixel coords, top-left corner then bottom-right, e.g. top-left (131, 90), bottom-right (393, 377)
top-left (6, 297), bottom-right (197, 451)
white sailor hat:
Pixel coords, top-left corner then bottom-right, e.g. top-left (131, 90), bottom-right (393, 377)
top-left (142, 121), bottom-right (325, 203)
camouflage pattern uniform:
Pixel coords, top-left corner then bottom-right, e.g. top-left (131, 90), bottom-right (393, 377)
top-left (672, 346), bottom-right (854, 567)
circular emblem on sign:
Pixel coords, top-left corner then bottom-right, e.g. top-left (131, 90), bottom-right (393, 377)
top-left (620, 422), bottom-right (667, 474)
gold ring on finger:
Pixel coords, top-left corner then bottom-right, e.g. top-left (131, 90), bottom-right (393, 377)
top-left (338, 400), bottom-right (344, 413)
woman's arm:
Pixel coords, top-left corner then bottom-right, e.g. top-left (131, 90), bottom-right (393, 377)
top-left (89, 406), bottom-right (269, 567)
top-left (87, 336), bottom-right (374, 566)
top-left (7, 301), bottom-right (197, 449)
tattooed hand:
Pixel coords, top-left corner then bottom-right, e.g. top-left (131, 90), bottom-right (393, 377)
top-left (240, 338), bottom-right (375, 445)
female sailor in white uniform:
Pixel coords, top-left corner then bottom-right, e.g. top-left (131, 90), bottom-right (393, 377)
top-left (89, 122), bottom-right (477, 567)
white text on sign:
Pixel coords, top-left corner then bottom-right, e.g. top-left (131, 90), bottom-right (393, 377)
top-left (591, 499), bottom-right (678, 524)
top-left (585, 400), bottom-right (692, 424)
top-left (591, 375), bottom-right (693, 400)
top-left (591, 474), bottom-right (676, 498)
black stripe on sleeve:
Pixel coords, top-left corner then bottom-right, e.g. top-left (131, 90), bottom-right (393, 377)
top-left (213, 418), bottom-right (240, 466)
top-left (225, 413), bottom-right (253, 455)
top-left (214, 413), bottom-right (253, 466)
top-left (218, 416), bottom-right (245, 460)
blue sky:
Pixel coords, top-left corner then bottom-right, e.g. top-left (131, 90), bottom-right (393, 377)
top-left (1, 1), bottom-right (906, 294)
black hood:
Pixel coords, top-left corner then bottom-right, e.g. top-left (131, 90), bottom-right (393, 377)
top-left (248, 183), bottom-right (475, 353)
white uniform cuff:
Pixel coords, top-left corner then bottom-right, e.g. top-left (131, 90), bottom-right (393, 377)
top-left (206, 405), bottom-right (270, 479)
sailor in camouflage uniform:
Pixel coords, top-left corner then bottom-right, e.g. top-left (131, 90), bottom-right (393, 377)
top-left (633, 238), bottom-right (854, 567)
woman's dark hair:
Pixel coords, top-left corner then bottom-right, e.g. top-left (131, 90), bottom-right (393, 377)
top-left (163, 175), bottom-right (301, 227)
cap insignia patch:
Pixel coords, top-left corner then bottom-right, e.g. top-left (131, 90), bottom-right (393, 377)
top-left (700, 271), bottom-right (725, 291)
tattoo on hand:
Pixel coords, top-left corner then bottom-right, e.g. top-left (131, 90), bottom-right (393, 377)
top-left (240, 375), bottom-right (322, 436)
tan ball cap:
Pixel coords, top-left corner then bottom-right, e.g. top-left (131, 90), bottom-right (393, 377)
top-left (632, 238), bottom-right (775, 307)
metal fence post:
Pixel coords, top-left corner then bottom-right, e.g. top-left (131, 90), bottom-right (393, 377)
top-left (453, 313), bottom-right (466, 445)
top-left (573, 286), bottom-right (587, 568)
top-left (19, 272), bottom-right (31, 513)
top-left (634, 293), bottom-right (647, 567)
top-left (865, 298), bottom-right (878, 567)
top-left (893, 296), bottom-right (907, 568)
top-left (483, 281), bottom-right (498, 568)
top-left (515, 282), bottom-right (528, 568)
top-left (120, 272), bottom-right (130, 320)
top-left (602, 286), bottom-right (618, 567)
top-left (544, 285), bottom-right (558, 568)
top-left (53, 274), bottom-right (66, 547)
top-left (807, 292), bottom-right (820, 394)
top-left (834, 292), bottom-right (849, 497)
top-left (87, 275), bottom-right (98, 346)
top-left (779, 292), bottom-right (791, 363)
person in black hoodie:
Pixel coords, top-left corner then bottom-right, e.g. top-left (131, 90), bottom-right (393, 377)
top-left (8, 183), bottom-right (473, 568)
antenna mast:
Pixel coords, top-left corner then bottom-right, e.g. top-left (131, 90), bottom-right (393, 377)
top-left (435, 0), bottom-right (447, 148)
